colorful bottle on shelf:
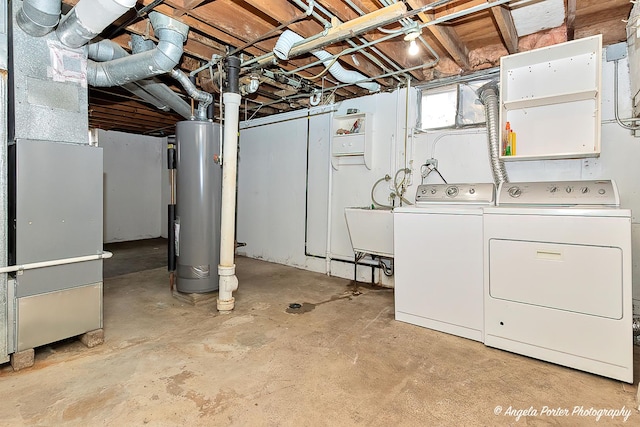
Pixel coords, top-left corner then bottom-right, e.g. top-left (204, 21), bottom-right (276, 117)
top-left (510, 127), bottom-right (516, 156)
top-left (503, 121), bottom-right (511, 156)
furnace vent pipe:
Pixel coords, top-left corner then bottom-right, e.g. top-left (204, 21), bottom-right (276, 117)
top-left (217, 56), bottom-right (241, 312)
top-left (170, 69), bottom-right (213, 121)
top-left (16, 0), bottom-right (61, 37)
top-left (56, 0), bottom-right (136, 48)
top-left (87, 38), bottom-right (192, 119)
top-left (478, 82), bottom-right (509, 185)
top-left (273, 30), bottom-right (380, 92)
top-left (86, 12), bottom-right (188, 87)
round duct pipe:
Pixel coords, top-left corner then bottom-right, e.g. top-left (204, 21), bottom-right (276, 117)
top-left (17, 0), bottom-right (61, 37)
top-left (56, 0), bottom-right (136, 48)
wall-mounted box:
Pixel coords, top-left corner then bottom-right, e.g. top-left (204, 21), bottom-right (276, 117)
top-left (499, 35), bottom-right (602, 161)
top-left (331, 112), bottom-right (372, 169)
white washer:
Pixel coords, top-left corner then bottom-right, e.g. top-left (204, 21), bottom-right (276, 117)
top-left (483, 180), bottom-right (633, 383)
top-left (394, 183), bottom-right (496, 342)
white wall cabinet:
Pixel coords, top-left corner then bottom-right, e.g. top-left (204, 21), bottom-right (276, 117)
top-left (499, 35), bottom-right (602, 161)
top-left (331, 112), bottom-right (372, 169)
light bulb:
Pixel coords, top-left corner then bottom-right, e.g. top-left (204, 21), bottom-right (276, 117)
top-left (408, 39), bottom-right (419, 56)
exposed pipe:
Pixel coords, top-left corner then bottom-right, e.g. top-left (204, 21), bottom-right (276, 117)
top-left (0, 252), bottom-right (113, 274)
top-left (87, 38), bottom-right (192, 119)
top-left (56, 0), bottom-right (136, 48)
top-left (16, 0), bottom-right (61, 37)
top-left (170, 69), bottom-right (213, 121)
top-left (613, 60), bottom-right (640, 130)
top-left (86, 12), bottom-right (188, 87)
top-left (478, 82), bottom-right (509, 186)
top-left (217, 56), bottom-right (241, 312)
top-left (274, 30), bottom-right (380, 92)
top-left (288, 0), bottom-right (406, 83)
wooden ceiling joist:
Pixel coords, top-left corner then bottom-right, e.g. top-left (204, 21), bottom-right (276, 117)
top-left (489, 0), bottom-right (518, 54)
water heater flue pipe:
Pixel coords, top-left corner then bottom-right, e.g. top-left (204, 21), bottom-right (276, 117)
top-left (86, 12), bottom-right (189, 87)
top-left (56, 0), bottom-right (136, 48)
top-left (16, 0), bottom-right (61, 37)
top-left (170, 69), bottom-right (213, 121)
top-left (217, 56), bottom-right (241, 312)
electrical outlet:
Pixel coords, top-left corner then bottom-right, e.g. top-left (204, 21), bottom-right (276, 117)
top-left (425, 158), bottom-right (438, 169)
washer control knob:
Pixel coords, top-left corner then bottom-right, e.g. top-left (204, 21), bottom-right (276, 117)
top-left (421, 189), bottom-right (427, 194)
top-left (446, 186), bottom-right (459, 197)
top-left (508, 186), bottom-right (522, 198)
top-left (549, 186), bottom-right (557, 193)
top-left (581, 187), bottom-right (589, 194)
top-left (565, 186), bottom-right (572, 193)
top-left (430, 188), bottom-right (437, 194)
top-left (469, 188), bottom-right (476, 195)
top-left (598, 188), bottom-right (606, 195)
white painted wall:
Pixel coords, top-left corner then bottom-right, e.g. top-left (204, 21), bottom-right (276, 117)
top-left (99, 129), bottom-right (167, 243)
top-left (236, 45), bottom-right (640, 308)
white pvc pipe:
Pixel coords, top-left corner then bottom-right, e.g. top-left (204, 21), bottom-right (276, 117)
top-left (217, 92), bottom-right (241, 312)
top-left (274, 30), bottom-right (380, 92)
top-left (325, 112), bottom-right (334, 275)
top-left (0, 252), bottom-right (113, 274)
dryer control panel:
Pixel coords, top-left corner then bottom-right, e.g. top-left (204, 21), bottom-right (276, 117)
top-left (415, 183), bottom-right (496, 206)
top-left (497, 180), bottom-right (619, 206)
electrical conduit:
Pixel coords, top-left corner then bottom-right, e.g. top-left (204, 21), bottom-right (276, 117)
top-left (274, 30), bottom-right (380, 92)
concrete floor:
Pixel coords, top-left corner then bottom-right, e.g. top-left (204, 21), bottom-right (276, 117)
top-left (1, 241), bottom-right (639, 426)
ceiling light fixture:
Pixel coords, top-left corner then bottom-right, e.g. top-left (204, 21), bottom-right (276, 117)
top-left (404, 28), bottom-right (422, 56)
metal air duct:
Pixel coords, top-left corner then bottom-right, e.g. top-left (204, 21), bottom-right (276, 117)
top-left (170, 69), bottom-right (213, 121)
top-left (87, 38), bottom-right (192, 119)
top-left (56, 0), bottom-right (136, 48)
top-left (478, 82), bottom-right (509, 185)
top-left (274, 30), bottom-right (380, 92)
top-left (16, 0), bottom-right (61, 37)
top-left (86, 12), bottom-right (188, 87)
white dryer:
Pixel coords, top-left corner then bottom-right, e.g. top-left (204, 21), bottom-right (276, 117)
top-left (394, 183), bottom-right (495, 342)
top-left (483, 180), bottom-right (633, 383)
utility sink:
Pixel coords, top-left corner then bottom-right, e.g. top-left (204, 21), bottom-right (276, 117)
top-left (344, 207), bottom-right (394, 258)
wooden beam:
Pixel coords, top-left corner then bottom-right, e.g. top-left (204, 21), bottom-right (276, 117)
top-left (406, 0), bottom-right (470, 70)
top-left (173, 0), bottom-right (209, 17)
top-left (566, 0), bottom-right (577, 41)
top-left (489, 0), bottom-right (518, 54)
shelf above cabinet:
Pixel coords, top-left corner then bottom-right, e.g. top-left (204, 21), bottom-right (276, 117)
top-left (502, 89), bottom-right (598, 111)
top-left (331, 112), bottom-right (372, 169)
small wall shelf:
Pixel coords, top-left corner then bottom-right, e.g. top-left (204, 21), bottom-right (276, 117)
top-left (499, 35), bottom-right (602, 161)
top-left (331, 112), bottom-right (372, 169)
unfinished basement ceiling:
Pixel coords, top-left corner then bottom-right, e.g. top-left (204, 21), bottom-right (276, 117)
top-left (68, 0), bottom-right (633, 136)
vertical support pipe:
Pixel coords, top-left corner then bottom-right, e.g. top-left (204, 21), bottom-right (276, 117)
top-left (167, 142), bottom-right (176, 279)
top-left (217, 56), bottom-right (241, 312)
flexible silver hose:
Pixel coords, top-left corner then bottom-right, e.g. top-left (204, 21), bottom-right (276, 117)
top-left (478, 82), bottom-right (509, 185)
top-left (371, 175), bottom-right (393, 209)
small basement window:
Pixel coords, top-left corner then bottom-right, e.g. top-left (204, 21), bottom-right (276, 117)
top-left (417, 79), bottom-right (491, 131)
